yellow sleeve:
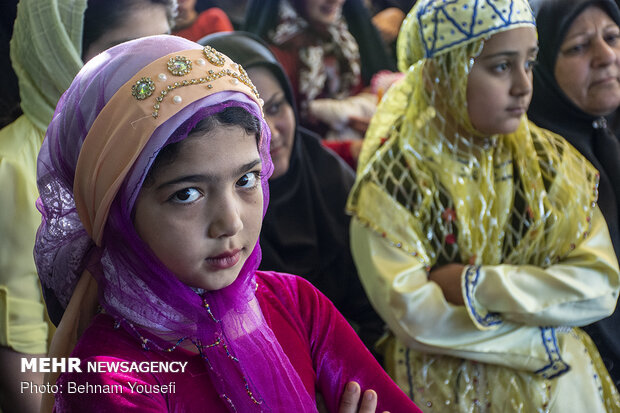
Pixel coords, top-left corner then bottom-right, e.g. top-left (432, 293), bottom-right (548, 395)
top-left (0, 116), bottom-right (48, 353)
top-left (466, 207), bottom-right (619, 328)
top-left (350, 217), bottom-right (611, 376)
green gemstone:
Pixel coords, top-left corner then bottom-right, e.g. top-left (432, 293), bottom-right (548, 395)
top-left (131, 77), bottom-right (154, 100)
top-left (168, 56), bottom-right (192, 76)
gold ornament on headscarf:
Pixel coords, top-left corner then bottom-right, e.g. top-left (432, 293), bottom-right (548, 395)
top-left (167, 56), bottom-right (193, 76)
top-left (128, 47), bottom-right (259, 119)
top-left (347, 0), bottom-right (599, 271)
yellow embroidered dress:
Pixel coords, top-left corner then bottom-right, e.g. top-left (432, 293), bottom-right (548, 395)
top-left (347, 0), bottom-right (620, 411)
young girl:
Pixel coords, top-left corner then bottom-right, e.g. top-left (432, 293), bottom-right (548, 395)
top-left (34, 35), bottom-right (420, 412)
top-left (347, 0), bottom-right (620, 411)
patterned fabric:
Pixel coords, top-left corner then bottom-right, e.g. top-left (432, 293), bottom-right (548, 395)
top-left (268, 0), bottom-right (361, 115)
top-left (350, 39), bottom-right (598, 270)
top-left (405, 0), bottom-right (535, 65)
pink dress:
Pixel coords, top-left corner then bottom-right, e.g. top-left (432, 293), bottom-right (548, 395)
top-left (54, 271), bottom-right (420, 412)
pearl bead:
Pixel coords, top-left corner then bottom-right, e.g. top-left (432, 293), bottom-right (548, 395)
top-left (196, 58), bottom-right (206, 66)
top-left (173, 95), bottom-right (182, 104)
top-left (158, 73), bottom-right (167, 81)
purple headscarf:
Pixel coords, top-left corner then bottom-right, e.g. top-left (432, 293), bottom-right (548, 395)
top-left (35, 35), bottom-right (317, 412)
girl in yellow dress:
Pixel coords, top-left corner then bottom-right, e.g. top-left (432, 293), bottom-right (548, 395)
top-left (347, 0), bottom-right (620, 411)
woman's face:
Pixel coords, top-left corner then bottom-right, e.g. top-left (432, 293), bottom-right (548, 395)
top-left (175, 0), bottom-right (198, 29)
top-left (134, 125), bottom-right (264, 291)
top-left (466, 27), bottom-right (538, 135)
top-left (304, 0), bottom-right (346, 27)
top-left (83, 4), bottom-right (171, 62)
top-left (554, 6), bottom-right (620, 116)
top-left (247, 67), bottom-right (295, 179)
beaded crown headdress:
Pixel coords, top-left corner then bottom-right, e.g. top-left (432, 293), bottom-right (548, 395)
top-left (398, 0), bottom-right (536, 70)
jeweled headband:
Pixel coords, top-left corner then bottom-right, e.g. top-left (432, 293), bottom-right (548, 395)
top-left (74, 46), bottom-right (263, 246)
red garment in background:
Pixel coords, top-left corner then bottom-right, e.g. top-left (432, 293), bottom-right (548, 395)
top-left (173, 7), bottom-right (233, 42)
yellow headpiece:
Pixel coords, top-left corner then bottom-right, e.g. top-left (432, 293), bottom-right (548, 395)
top-left (397, 0), bottom-right (535, 71)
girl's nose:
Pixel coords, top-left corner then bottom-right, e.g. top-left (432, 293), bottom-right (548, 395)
top-left (511, 66), bottom-right (532, 97)
top-left (208, 194), bottom-right (243, 239)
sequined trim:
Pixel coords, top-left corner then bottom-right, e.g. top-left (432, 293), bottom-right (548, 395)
top-left (463, 266), bottom-right (503, 329)
top-left (535, 327), bottom-right (570, 379)
top-left (203, 45), bottom-right (225, 66)
top-left (150, 67), bottom-right (258, 118)
top-left (167, 56), bottom-right (193, 76)
top-left (416, 0), bottom-right (535, 58)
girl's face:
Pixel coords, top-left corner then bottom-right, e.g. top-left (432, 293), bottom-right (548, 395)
top-left (554, 6), bottom-right (620, 116)
top-left (247, 67), bottom-right (295, 179)
top-left (304, 0), bottom-right (346, 27)
top-left (466, 26), bottom-right (538, 135)
top-left (134, 125), bottom-right (264, 291)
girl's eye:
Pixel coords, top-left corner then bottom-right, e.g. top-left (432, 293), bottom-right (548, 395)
top-left (170, 188), bottom-right (201, 204)
top-left (525, 59), bottom-right (537, 71)
top-left (492, 62), bottom-right (509, 73)
top-left (236, 172), bottom-right (260, 189)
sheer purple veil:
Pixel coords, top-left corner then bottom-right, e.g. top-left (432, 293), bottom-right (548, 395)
top-left (35, 35), bottom-right (317, 411)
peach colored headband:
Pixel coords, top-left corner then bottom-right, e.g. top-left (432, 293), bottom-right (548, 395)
top-left (74, 46), bottom-right (263, 246)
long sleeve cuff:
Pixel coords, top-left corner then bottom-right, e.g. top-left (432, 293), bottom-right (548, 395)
top-left (462, 265), bottom-right (503, 330)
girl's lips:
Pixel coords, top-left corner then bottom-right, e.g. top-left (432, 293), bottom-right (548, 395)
top-left (206, 249), bottom-right (241, 270)
top-left (506, 107), bottom-right (526, 116)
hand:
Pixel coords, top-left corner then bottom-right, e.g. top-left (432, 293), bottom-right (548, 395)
top-left (348, 115), bottom-right (371, 135)
top-left (349, 140), bottom-right (364, 164)
top-left (338, 381), bottom-right (389, 413)
top-left (429, 263), bottom-right (466, 305)
top-left (371, 8), bottom-right (406, 44)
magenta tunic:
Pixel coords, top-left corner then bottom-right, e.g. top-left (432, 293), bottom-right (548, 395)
top-left (54, 271), bottom-right (420, 412)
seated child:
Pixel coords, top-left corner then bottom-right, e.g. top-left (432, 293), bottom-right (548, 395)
top-left (34, 35), bottom-right (421, 412)
top-left (347, 0), bottom-right (620, 411)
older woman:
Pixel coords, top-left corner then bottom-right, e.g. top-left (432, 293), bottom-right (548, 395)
top-left (528, 0), bottom-right (620, 390)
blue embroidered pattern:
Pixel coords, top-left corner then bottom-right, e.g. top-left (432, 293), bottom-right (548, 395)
top-left (464, 265), bottom-right (503, 328)
top-left (416, 0), bottom-right (535, 58)
top-left (535, 327), bottom-right (571, 379)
